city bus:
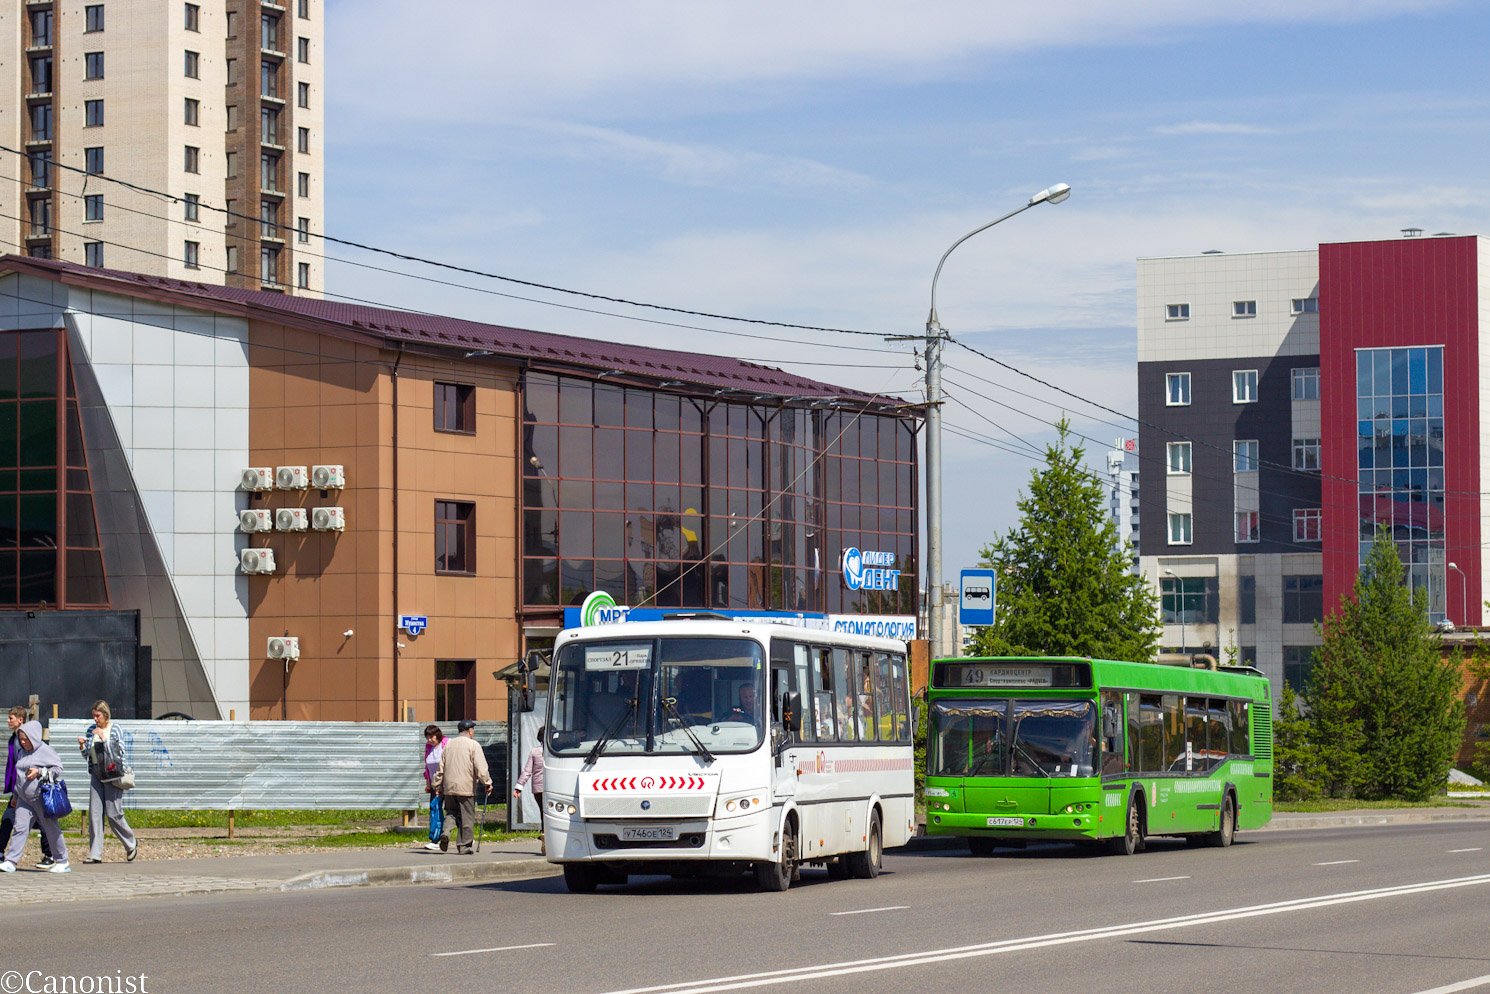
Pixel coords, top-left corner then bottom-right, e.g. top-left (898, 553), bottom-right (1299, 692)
top-left (924, 656), bottom-right (1273, 855)
top-left (541, 618), bottom-right (916, 892)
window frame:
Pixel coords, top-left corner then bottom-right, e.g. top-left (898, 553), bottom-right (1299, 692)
top-left (297, 81), bottom-right (310, 108)
top-left (1291, 366), bottom-right (1320, 400)
top-left (184, 50), bottom-right (200, 79)
top-left (83, 194), bottom-right (103, 222)
top-left (297, 171), bottom-right (310, 197)
top-left (84, 242), bottom-right (104, 267)
top-left (184, 2), bottom-right (200, 31)
top-left (1234, 510), bottom-right (1259, 544)
top-left (434, 660), bottom-right (476, 722)
top-left (297, 216), bottom-right (310, 243)
top-left (1165, 303), bottom-right (1190, 321)
top-left (298, 36), bottom-right (310, 63)
top-left (1166, 441), bottom-right (1191, 475)
top-left (1232, 300), bottom-right (1257, 318)
top-left (84, 51), bottom-right (105, 80)
top-left (298, 126), bottom-right (310, 153)
top-left (184, 96), bottom-right (200, 127)
top-left (84, 147), bottom-right (104, 175)
top-left (84, 100), bottom-right (104, 128)
top-left (1165, 371), bottom-right (1191, 407)
top-left (1283, 575), bottom-right (1325, 624)
top-left (184, 145), bottom-right (200, 174)
top-left (183, 240), bottom-right (200, 269)
top-left (435, 499), bottom-right (477, 575)
top-left (1232, 369), bottom-right (1258, 404)
top-left (297, 262), bottom-right (310, 289)
top-left (1167, 512), bottom-right (1192, 546)
top-left (434, 382), bottom-right (477, 435)
top-left (1291, 297), bottom-right (1319, 315)
top-left (1293, 508), bottom-right (1322, 543)
top-left (1233, 439), bottom-right (1259, 472)
top-left (85, 5), bottom-right (104, 32)
top-left (1292, 437), bottom-right (1320, 471)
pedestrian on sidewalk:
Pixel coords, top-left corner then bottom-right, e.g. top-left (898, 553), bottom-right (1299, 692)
top-left (432, 719), bottom-right (491, 855)
top-left (0, 720), bottom-right (70, 873)
top-left (78, 700), bottom-right (136, 864)
top-left (423, 724), bottom-right (449, 853)
top-left (513, 726), bottom-right (545, 855)
top-left (1, 706), bottom-right (54, 866)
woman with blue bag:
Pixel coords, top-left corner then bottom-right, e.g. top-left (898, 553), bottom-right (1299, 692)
top-left (78, 701), bottom-right (136, 863)
top-left (0, 720), bottom-right (70, 873)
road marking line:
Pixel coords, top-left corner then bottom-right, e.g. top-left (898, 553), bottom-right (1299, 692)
top-left (433, 943), bottom-right (555, 957)
top-left (1447, 848), bottom-right (1483, 854)
top-left (1133, 876), bottom-right (1190, 883)
top-left (1411, 973), bottom-right (1490, 994)
top-left (830, 906), bottom-right (909, 917)
top-left (1314, 860), bottom-right (1360, 865)
top-left (592, 873), bottom-right (1490, 994)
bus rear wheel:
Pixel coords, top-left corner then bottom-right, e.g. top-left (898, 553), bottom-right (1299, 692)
top-left (563, 863), bottom-right (600, 893)
top-left (1207, 794), bottom-right (1236, 848)
top-left (756, 820), bottom-right (797, 892)
top-left (1107, 796), bottom-right (1143, 856)
top-left (846, 811), bottom-right (883, 879)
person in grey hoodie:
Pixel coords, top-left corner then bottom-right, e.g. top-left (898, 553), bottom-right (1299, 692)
top-left (0, 720), bottom-right (70, 873)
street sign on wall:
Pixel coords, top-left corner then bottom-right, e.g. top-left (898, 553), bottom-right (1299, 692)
top-left (959, 569), bottom-right (996, 626)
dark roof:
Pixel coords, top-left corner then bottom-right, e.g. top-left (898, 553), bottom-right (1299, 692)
top-left (1, 255), bottom-right (905, 410)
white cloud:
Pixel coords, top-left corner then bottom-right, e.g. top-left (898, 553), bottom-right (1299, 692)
top-left (1153, 121), bottom-right (1278, 135)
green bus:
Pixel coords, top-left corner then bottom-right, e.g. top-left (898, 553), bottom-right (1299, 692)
top-left (924, 657), bottom-right (1273, 855)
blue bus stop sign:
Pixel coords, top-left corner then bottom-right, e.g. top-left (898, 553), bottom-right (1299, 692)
top-left (959, 569), bottom-right (996, 626)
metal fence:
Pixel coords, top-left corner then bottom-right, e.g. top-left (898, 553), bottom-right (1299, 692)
top-left (52, 720), bottom-right (509, 811)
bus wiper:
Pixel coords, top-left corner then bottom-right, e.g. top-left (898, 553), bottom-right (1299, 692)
top-left (1011, 738), bottom-right (1052, 778)
top-left (964, 744), bottom-right (1003, 778)
top-left (586, 697), bottom-right (638, 765)
top-left (661, 697), bottom-right (715, 764)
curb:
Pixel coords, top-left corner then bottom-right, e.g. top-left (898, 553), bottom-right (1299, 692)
top-left (279, 857), bottom-right (559, 892)
top-left (1260, 809), bottom-right (1490, 831)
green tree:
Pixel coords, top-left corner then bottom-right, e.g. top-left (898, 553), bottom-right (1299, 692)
top-left (1272, 683), bottom-right (1321, 802)
top-left (969, 421), bottom-right (1157, 662)
top-left (1307, 528), bottom-right (1465, 801)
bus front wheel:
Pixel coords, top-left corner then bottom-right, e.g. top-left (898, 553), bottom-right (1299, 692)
top-left (1108, 796), bottom-right (1143, 856)
top-left (1207, 794), bottom-right (1236, 848)
top-left (846, 811), bottom-right (883, 879)
top-left (756, 820), bottom-right (797, 892)
top-left (563, 863), bottom-right (600, 893)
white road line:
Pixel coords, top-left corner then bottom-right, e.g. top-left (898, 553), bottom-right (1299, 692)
top-left (433, 943), bottom-right (555, 958)
top-left (829, 906), bottom-right (909, 917)
top-left (1411, 973), bottom-right (1490, 994)
top-left (1132, 876), bottom-right (1190, 883)
top-left (1314, 860), bottom-right (1361, 866)
top-left (1447, 848), bottom-right (1483, 854)
top-left (592, 873), bottom-right (1490, 994)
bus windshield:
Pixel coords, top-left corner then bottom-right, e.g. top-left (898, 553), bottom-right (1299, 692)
top-left (932, 699), bottom-right (1096, 778)
top-left (549, 636), bottom-right (765, 757)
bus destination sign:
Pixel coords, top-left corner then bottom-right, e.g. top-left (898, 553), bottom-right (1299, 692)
top-left (933, 661), bottom-right (1092, 690)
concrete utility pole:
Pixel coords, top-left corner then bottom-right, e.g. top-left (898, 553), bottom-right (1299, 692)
top-left (921, 183), bottom-right (1071, 661)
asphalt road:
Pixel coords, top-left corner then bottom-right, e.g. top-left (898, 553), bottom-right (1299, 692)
top-left (3, 823), bottom-right (1489, 994)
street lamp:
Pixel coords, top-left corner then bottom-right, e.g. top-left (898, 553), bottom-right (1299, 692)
top-left (922, 183), bottom-right (1071, 660)
top-left (1163, 568), bottom-right (1185, 658)
top-left (1448, 561), bottom-right (1467, 628)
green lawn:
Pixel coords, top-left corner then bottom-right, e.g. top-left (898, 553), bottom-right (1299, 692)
top-left (306, 827), bottom-right (538, 848)
top-left (1274, 798), bottom-right (1478, 813)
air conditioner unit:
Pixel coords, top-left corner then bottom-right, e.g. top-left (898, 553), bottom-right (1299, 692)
top-left (311, 464), bottom-right (345, 489)
top-left (239, 509), bottom-right (274, 533)
top-left (311, 507), bottom-right (345, 532)
top-left (276, 507), bottom-right (307, 532)
top-left (276, 465), bottom-right (308, 490)
top-left (266, 636), bottom-right (300, 660)
top-left (242, 467), bottom-right (275, 491)
top-left (240, 547), bottom-right (276, 574)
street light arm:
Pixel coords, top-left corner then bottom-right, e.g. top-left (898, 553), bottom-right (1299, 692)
top-left (928, 202), bottom-right (1036, 327)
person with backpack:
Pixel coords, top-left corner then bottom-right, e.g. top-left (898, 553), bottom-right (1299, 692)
top-left (2, 706), bottom-right (54, 866)
top-left (77, 700), bottom-right (136, 863)
top-left (0, 720), bottom-right (70, 873)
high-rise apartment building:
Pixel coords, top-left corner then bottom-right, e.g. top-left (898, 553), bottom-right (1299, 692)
top-left (0, 0), bottom-right (323, 294)
top-left (1106, 437), bottom-right (1140, 573)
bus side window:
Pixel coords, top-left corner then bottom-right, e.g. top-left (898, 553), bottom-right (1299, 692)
top-left (813, 647), bottom-right (837, 740)
top-left (856, 652), bottom-right (877, 741)
top-left (1207, 698), bottom-right (1230, 762)
top-left (1138, 694), bottom-right (1165, 773)
top-left (1100, 690), bottom-right (1124, 776)
top-left (833, 647), bottom-right (857, 742)
top-left (792, 643), bottom-right (815, 743)
top-left (1230, 700), bottom-right (1251, 756)
top-left (1162, 695), bottom-right (1186, 771)
top-left (1185, 697), bottom-right (1209, 772)
top-left (1125, 692), bottom-right (1142, 773)
top-left (889, 655), bottom-right (910, 742)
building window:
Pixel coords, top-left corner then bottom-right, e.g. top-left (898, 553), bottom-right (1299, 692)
top-left (227, 58), bottom-right (238, 86)
top-left (184, 194), bottom-right (200, 222)
top-left (1293, 508), bottom-right (1322, 543)
top-left (1161, 575), bottom-right (1218, 624)
top-left (1292, 297), bottom-right (1319, 315)
top-left (297, 262), bottom-right (309, 289)
top-left (297, 81), bottom-right (310, 108)
top-left (1232, 369), bottom-right (1258, 404)
top-left (1166, 441), bottom-right (1191, 475)
top-left (28, 151), bottom-right (51, 188)
top-left (1239, 575), bottom-right (1256, 624)
top-left (85, 147), bottom-right (103, 174)
top-left (1233, 439), bottom-right (1259, 472)
top-left (299, 0), bottom-right (310, 18)
top-left (434, 660), bottom-right (475, 722)
top-left (184, 241), bottom-right (200, 269)
top-left (1283, 646), bottom-right (1315, 693)
top-left (185, 50), bottom-right (199, 78)
top-left (261, 106), bottom-right (280, 145)
top-left (1283, 575), bottom-right (1324, 623)
top-left (29, 9), bottom-right (52, 45)
top-left (297, 172), bottom-right (309, 197)
top-left (298, 127), bottom-right (309, 153)
top-left (1291, 366), bottom-right (1320, 400)
top-left (261, 153), bottom-right (279, 190)
top-left (260, 245), bottom-right (279, 284)
top-left (227, 11), bottom-right (238, 37)
top-left (226, 245), bottom-right (238, 273)
top-left (29, 56), bottom-right (53, 95)
top-left (1234, 510), bottom-right (1259, 544)
top-left (260, 199), bottom-right (279, 238)
top-left (184, 145), bottom-right (200, 173)
top-left (84, 195), bottom-right (103, 221)
top-left (85, 5), bottom-right (104, 32)
top-left (1165, 371), bottom-right (1191, 406)
top-left (184, 97), bottom-right (199, 126)
top-left (435, 382), bottom-right (476, 434)
top-left (28, 105), bottom-right (51, 142)
top-left (28, 198), bottom-right (50, 237)
top-left (1166, 303), bottom-right (1189, 320)
top-left (185, 3), bottom-right (200, 31)
top-left (227, 105), bottom-right (239, 131)
top-left (1292, 438), bottom-right (1320, 471)
top-left (226, 151), bottom-right (238, 178)
top-left (1167, 512), bottom-right (1192, 546)
top-left (85, 242), bottom-right (104, 267)
top-left (85, 52), bottom-right (104, 80)
top-left (298, 36), bottom-right (310, 62)
top-left (297, 216), bottom-right (310, 243)
top-left (226, 198), bottom-right (237, 224)
top-left (436, 500), bottom-right (476, 573)
top-left (85, 100), bottom-right (104, 127)
top-left (260, 60), bottom-right (277, 98)
top-left (261, 13), bottom-right (279, 50)
top-left (1232, 300), bottom-right (1257, 318)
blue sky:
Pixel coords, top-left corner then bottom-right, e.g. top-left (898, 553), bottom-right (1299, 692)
top-left (323, 0), bottom-right (1490, 575)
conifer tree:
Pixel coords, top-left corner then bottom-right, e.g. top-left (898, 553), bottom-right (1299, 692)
top-left (969, 421), bottom-right (1157, 662)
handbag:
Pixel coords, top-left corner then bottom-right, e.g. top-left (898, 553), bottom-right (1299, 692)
top-left (40, 778), bottom-right (72, 819)
top-left (108, 769), bottom-right (136, 790)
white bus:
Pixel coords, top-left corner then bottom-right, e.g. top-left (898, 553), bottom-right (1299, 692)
top-left (541, 618), bottom-right (916, 892)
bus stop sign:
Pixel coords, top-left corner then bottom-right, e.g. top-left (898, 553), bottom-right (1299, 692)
top-left (959, 569), bottom-right (996, 626)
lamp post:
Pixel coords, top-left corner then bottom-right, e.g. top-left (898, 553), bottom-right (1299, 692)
top-left (1163, 568), bottom-right (1185, 658)
top-left (923, 183), bottom-right (1071, 660)
top-left (1448, 561), bottom-right (1467, 628)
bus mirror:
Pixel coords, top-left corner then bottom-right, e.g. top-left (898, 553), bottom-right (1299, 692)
top-left (522, 650), bottom-right (546, 673)
top-left (519, 688), bottom-right (536, 714)
top-left (783, 692), bottom-right (803, 734)
top-left (1102, 707), bottom-right (1119, 739)
top-left (910, 707), bottom-right (919, 738)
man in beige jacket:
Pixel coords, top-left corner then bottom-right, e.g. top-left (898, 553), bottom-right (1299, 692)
top-left (433, 720), bottom-right (493, 854)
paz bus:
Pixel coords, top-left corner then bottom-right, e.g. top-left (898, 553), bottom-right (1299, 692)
top-left (924, 656), bottom-right (1273, 854)
top-left (541, 618), bottom-right (916, 892)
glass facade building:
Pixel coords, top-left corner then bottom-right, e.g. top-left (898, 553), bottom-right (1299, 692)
top-left (1355, 345), bottom-right (1445, 618)
top-left (520, 372), bottom-right (918, 617)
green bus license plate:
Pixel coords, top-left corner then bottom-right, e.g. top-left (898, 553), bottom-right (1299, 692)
top-left (986, 817), bottom-right (1024, 827)
top-left (621, 826), bottom-right (678, 842)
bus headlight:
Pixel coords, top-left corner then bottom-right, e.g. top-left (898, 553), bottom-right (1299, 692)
top-left (719, 792), bottom-right (765, 816)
